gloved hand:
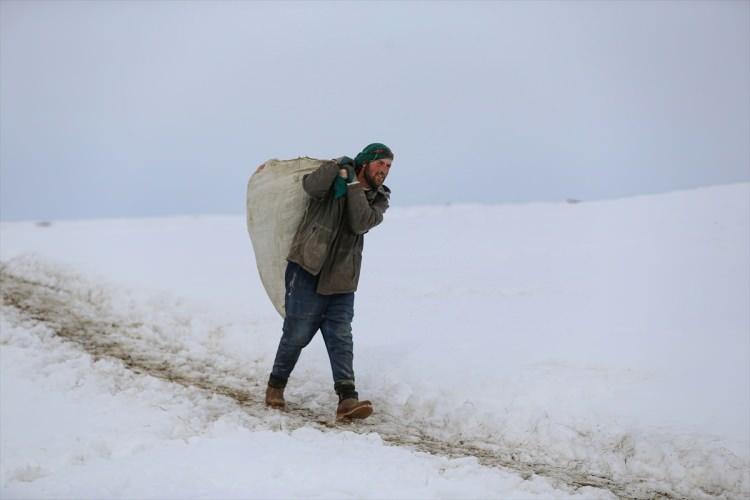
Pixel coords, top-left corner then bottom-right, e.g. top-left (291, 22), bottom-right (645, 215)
top-left (332, 161), bottom-right (357, 199)
top-left (339, 164), bottom-right (355, 183)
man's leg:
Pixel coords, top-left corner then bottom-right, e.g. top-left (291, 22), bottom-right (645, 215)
top-left (320, 291), bottom-right (355, 393)
top-left (269, 316), bottom-right (321, 388)
top-left (269, 262), bottom-right (325, 389)
top-left (320, 292), bottom-right (372, 419)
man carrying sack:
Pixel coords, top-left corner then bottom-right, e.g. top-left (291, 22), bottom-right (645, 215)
top-left (265, 143), bottom-right (394, 420)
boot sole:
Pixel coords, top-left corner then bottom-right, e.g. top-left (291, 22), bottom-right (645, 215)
top-left (336, 403), bottom-right (373, 421)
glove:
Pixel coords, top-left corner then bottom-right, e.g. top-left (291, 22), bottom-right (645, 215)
top-left (332, 162), bottom-right (357, 199)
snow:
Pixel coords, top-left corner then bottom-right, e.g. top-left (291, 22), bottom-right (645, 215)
top-left (2, 317), bottom-right (589, 500)
top-left (1, 183), bottom-right (748, 499)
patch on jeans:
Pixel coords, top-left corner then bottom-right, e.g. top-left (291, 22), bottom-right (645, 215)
top-left (287, 268), bottom-right (298, 296)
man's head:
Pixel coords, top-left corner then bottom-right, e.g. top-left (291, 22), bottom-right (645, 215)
top-left (354, 143), bottom-right (393, 189)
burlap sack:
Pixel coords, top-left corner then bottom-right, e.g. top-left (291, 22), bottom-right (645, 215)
top-left (246, 157), bottom-right (326, 318)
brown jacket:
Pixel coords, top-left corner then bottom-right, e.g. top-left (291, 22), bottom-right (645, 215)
top-left (287, 160), bottom-right (390, 295)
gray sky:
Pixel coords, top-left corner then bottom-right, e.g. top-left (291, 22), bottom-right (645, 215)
top-left (1, 0), bottom-right (748, 221)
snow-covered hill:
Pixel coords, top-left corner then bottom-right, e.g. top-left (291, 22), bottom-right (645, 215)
top-left (1, 184), bottom-right (748, 499)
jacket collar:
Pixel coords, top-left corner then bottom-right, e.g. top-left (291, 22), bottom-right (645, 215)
top-left (365, 184), bottom-right (390, 201)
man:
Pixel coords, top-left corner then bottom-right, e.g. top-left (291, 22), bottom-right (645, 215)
top-left (265, 143), bottom-right (393, 420)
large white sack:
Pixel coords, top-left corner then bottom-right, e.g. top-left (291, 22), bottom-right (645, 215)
top-left (246, 157), bottom-right (326, 318)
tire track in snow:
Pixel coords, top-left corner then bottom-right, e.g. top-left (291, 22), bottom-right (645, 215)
top-left (0, 265), bottom-right (695, 500)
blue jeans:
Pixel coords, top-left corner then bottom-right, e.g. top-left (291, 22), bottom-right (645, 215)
top-left (269, 261), bottom-right (357, 397)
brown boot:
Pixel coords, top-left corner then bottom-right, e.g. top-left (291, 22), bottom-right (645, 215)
top-left (336, 398), bottom-right (373, 420)
top-left (265, 384), bottom-right (286, 410)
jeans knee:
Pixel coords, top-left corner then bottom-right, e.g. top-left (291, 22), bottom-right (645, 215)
top-left (325, 321), bottom-right (352, 343)
top-left (335, 322), bottom-right (352, 338)
top-left (282, 318), bottom-right (319, 347)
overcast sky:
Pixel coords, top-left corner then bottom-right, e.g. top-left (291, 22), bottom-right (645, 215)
top-left (1, 0), bottom-right (748, 221)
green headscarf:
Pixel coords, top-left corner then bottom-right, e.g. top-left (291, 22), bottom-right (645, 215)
top-left (354, 143), bottom-right (394, 169)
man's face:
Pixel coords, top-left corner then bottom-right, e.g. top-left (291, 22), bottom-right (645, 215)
top-left (362, 158), bottom-right (392, 188)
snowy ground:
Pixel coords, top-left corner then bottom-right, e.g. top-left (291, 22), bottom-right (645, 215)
top-left (1, 184), bottom-right (748, 499)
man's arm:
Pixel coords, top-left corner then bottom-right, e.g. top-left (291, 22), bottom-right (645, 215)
top-left (302, 161), bottom-right (340, 200)
top-left (346, 185), bottom-right (389, 235)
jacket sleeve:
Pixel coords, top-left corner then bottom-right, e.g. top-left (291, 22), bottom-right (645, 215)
top-left (302, 161), bottom-right (339, 200)
top-left (346, 184), bottom-right (389, 235)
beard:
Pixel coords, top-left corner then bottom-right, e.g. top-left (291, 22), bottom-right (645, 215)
top-left (366, 170), bottom-right (385, 188)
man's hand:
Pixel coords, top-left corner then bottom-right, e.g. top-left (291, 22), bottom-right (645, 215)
top-left (338, 165), bottom-right (356, 184)
top-left (332, 158), bottom-right (360, 199)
